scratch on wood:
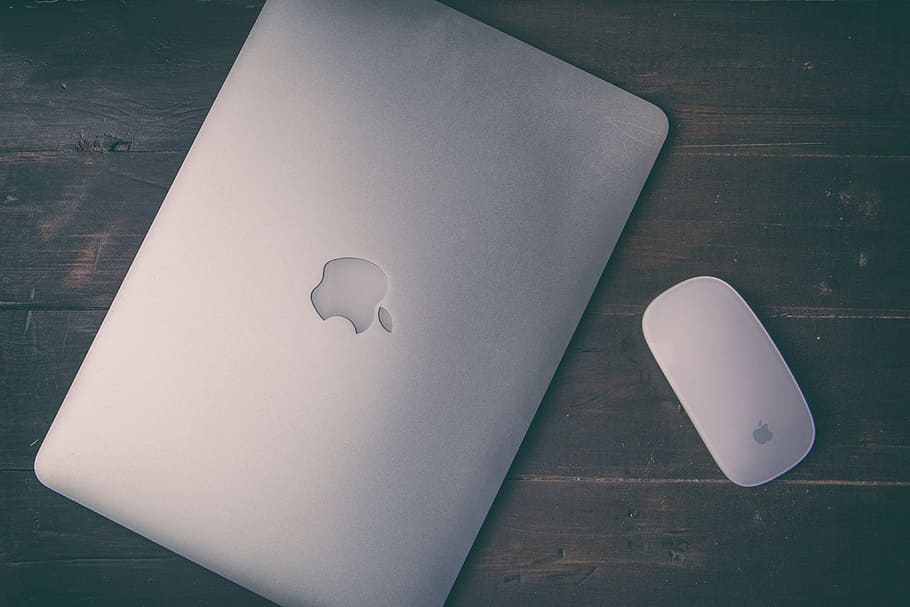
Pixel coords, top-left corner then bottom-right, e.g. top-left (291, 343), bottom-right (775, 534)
top-left (6, 556), bottom-right (176, 568)
top-left (23, 310), bottom-right (33, 335)
top-left (92, 239), bottom-right (103, 271)
top-left (61, 314), bottom-right (70, 350)
top-left (507, 475), bottom-right (910, 487)
top-left (762, 307), bottom-right (910, 320)
top-left (577, 566), bottom-right (598, 585)
top-left (66, 234), bottom-right (109, 285)
top-left (100, 166), bottom-right (170, 191)
top-left (678, 151), bottom-right (910, 159)
top-left (76, 132), bottom-right (134, 153)
top-left (678, 142), bottom-right (826, 149)
top-left (530, 547), bottom-right (566, 567)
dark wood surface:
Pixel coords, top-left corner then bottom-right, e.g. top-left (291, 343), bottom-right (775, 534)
top-left (2, 1), bottom-right (908, 605)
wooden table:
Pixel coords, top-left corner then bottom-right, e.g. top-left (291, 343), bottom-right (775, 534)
top-left (2, 2), bottom-right (908, 605)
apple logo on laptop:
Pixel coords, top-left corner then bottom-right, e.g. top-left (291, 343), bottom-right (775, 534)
top-left (311, 257), bottom-right (393, 333)
top-left (752, 420), bottom-right (773, 445)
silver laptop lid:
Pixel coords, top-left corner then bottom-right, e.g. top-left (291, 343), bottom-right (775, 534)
top-left (35, 1), bottom-right (667, 606)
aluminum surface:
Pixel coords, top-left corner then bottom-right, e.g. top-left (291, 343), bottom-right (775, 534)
top-left (35, 1), bottom-right (668, 605)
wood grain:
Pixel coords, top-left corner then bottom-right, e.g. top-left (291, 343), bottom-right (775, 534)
top-left (0, 0), bottom-right (262, 156)
top-left (449, 479), bottom-right (910, 607)
top-left (3, 471), bottom-right (907, 606)
top-left (1, 1), bottom-right (908, 606)
top-left (2, 469), bottom-right (274, 606)
top-left (2, 152), bottom-right (908, 312)
top-left (2, 310), bottom-right (908, 481)
top-left (2, 1), bottom-right (908, 156)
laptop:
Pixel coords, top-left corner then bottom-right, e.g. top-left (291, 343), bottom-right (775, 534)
top-left (34, 1), bottom-right (667, 605)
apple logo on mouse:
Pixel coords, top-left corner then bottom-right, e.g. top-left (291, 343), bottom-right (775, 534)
top-left (310, 257), bottom-right (393, 334)
top-left (752, 420), bottom-right (773, 445)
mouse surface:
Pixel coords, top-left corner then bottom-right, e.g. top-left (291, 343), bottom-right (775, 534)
top-left (642, 276), bottom-right (815, 487)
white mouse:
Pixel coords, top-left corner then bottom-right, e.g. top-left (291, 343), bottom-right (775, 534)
top-left (642, 276), bottom-right (815, 487)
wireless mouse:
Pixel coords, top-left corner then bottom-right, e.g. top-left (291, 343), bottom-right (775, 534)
top-left (642, 276), bottom-right (815, 487)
